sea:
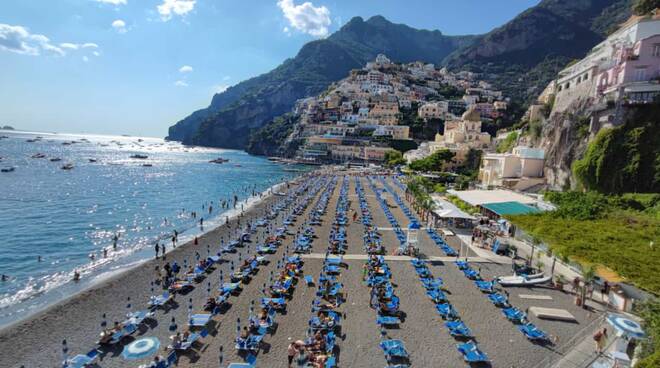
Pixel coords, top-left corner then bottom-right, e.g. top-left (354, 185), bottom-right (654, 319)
top-left (0, 130), bottom-right (308, 327)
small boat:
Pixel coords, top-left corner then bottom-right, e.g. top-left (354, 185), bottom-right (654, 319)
top-left (496, 274), bottom-right (552, 286)
top-left (142, 163), bottom-right (153, 167)
top-left (1, 167), bottom-right (15, 173)
top-left (50, 158), bottom-right (62, 162)
top-left (209, 157), bottom-right (229, 164)
top-left (26, 139), bottom-right (37, 143)
top-left (61, 164), bottom-right (74, 170)
top-left (88, 158), bottom-right (97, 163)
top-left (62, 142), bottom-right (71, 145)
top-left (130, 154), bottom-right (148, 159)
top-left (31, 153), bottom-right (46, 159)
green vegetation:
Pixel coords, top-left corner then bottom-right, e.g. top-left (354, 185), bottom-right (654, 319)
top-left (508, 191), bottom-right (660, 294)
top-left (246, 114), bottom-right (299, 156)
top-left (497, 131), bottom-right (518, 153)
top-left (408, 149), bottom-right (455, 172)
top-left (446, 194), bottom-right (479, 214)
top-left (389, 139), bottom-right (418, 153)
top-left (383, 150), bottom-right (406, 168)
top-left (635, 298), bottom-right (660, 367)
top-left (633, 0), bottom-right (660, 15)
top-left (573, 100), bottom-right (660, 194)
top-left (399, 103), bottom-right (444, 141)
top-left (405, 176), bottom-right (436, 221)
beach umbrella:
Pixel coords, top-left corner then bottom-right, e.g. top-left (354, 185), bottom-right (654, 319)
top-left (121, 337), bottom-right (160, 360)
top-left (183, 259), bottom-right (188, 269)
top-left (219, 345), bottom-right (224, 365)
top-left (126, 297), bottom-right (131, 312)
top-left (101, 313), bottom-right (107, 328)
top-left (207, 281), bottom-right (211, 296)
top-left (607, 314), bottom-right (646, 339)
top-left (62, 339), bottom-right (69, 365)
top-left (169, 317), bottom-right (177, 332)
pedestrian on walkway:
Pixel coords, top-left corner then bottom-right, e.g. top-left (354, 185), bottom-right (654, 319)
top-left (593, 328), bottom-right (607, 354)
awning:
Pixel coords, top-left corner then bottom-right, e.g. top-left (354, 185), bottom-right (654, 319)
top-left (431, 196), bottom-right (476, 220)
top-left (480, 201), bottom-right (540, 216)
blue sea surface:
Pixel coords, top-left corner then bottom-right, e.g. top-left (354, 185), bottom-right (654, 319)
top-left (0, 130), bottom-right (306, 326)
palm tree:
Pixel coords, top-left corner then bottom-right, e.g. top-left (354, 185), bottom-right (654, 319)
top-left (529, 235), bottom-right (542, 266)
top-left (580, 265), bottom-right (596, 309)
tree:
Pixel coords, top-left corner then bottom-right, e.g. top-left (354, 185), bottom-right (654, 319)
top-left (384, 150), bottom-right (406, 168)
top-left (580, 265), bottom-right (596, 309)
top-left (633, 0), bottom-right (660, 15)
top-left (408, 149), bottom-right (455, 172)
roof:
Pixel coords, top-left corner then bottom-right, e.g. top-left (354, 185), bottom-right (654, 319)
top-left (481, 201), bottom-right (540, 216)
top-left (447, 189), bottom-right (537, 206)
top-left (431, 195), bottom-right (476, 220)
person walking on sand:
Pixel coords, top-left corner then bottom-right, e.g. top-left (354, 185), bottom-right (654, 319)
top-left (154, 243), bottom-right (160, 258)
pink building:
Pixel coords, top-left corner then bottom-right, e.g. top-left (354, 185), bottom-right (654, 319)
top-left (596, 34), bottom-right (660, 104)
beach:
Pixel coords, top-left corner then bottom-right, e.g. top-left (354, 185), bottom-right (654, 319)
top-left (0, 170), bottom-right (603, 368)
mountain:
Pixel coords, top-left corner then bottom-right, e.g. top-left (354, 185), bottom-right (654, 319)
top-left (166, 16), bottom-right (475, 148)
top-left (444, 0), bottom-right (632, 107)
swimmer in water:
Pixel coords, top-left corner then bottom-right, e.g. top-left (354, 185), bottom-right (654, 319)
top-left (37, 255), bottom-right (42, 262)
top-left (1, 274), bottom-right (7, 282)
top-left (73, 271), bottom-right (80, 282)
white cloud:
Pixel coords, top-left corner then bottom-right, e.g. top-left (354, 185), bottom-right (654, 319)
top-left (174, 80), bottom-right (189, 87)
top-left (179, 65), bottom-right (193, 73)
top-left (82, 55), bottom-right (89, 62)
top-left (112, 19), bottom-right (127, 33)
top-left (94, 0), bottom-right (127, 5)
top-left (59, 42), bottom-right (98, 50)
top-left (93, 51), bottom-right (101, 57)
top-left (157, 0), bottom-right (196, 21)
top-left (0, 23), bottom-right (65, 56)
top-left (222, 75), bottom-right (231, 81)
top-left (277, 0), bottom-right (331, 37)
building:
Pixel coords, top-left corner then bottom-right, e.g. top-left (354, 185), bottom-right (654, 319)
top-left (373, 125), bottom-right (410, 140)
top-left (443, 108), bottom-right (491, 148)
top-left (479, 146), bottom-right (545, 190)
top-left (368, 101), bottom-right (399, 125)
top-left (418, 101), bottom-right (448, 119)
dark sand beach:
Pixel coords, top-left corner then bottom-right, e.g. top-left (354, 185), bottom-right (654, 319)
top-left (0, 171), bottom-right (602, 368)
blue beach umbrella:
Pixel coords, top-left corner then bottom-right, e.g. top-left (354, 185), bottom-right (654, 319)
top-left (121, 337), bottom-right (160, 360)
top-left (169, 317), bottom-right (177, 332)
top-left (607, 314), bottom-right (646, 339)
top-left (101, 313), bottom-right (107, 328)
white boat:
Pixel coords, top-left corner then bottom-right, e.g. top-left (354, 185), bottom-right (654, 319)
top-left (497, 274), bottom-right (552, 286)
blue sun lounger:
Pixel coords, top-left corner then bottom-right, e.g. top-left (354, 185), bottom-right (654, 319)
top-left (436, 303), bottom-right (458, 320)
top-left (487, 293), bottom-right (509, 307)
top-left (304, 275), bottom-right (314, 286)
top-left (106, 323), bottom-right (138, 345)
top-left (380, 339), bottom-right (409, 359)
top-left (502, 307), bottom-right (527, 324)
top-left (475, 280), bottom-right (496, 293)
top-left (172, 329), bottom-right (207, 351)
top-left (219, 282), bottom-right (241, 295)
top-left (377, 315), bottom-right (401, 326)
top-left (457, 342), bottom-right (489, 363)
top-left (455, 260), bottom-right (469, 270)
top-left (124, 310), bottom-right (154, 326)
top-left (64, 349), bottom-right (99, 368)
top-left (149, 292), bottom-right (173, 309)
top-left (445, 320), bottom-right (472, 338)
top-left (189, 313), bottom-right (212, 327)
top-left (462, 268), bottom-right (480, 280)
top-left (519, 323), bottom-right (548, 341)
top-left (426, 289), bottom-right (447, 303)
top-left (260, 297), bottom-right (286, 310)
top-left (235, 334), bottom-right (264, 351)
top-left (422, 278), bottom-right (443, 290)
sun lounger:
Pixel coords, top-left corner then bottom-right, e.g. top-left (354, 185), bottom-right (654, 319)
top-left (475, 280), bottom-right (496, 293)
top-left (462, 268), bottom-right (480, 280)
top-left (502, 307), bottom-right (527, 324)
top-left (108, 323), bottom-right (138, 344)
top-left (64, 349), bottom-right (99, 368)
top-left (149, 292), bottom-right (173, 308)
top-left (260, 297), bottom-right (286, 310)
top-left (171, 329), bottom-right (207, 351)
top-left (436, 303), bottom-right (458, 320)
top-left (519, 323), bottom-right (549, 341)
top-left (445, 320), bottom-right (472, 338)
top-left (235, 334), bottom-right (263, 351)
top-left (304, 275), bottom-right (314, 286)
top-left (380, 339), bottom-right (409, 359)
top-left (189, 313), bottom-right (212, 327)
top-left (457, 342), bottom-right (489, 363)
top-left (219, 282), bottom-right (241, 295)
top-left (426, 289), bottom-right (447, 303)
top-left (487, 293), bottom-right (509, 307)
top-left (377, 315), bottom-right (401, 326)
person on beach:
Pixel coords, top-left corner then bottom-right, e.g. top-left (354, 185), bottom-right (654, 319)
top-left (200, 218), bottom-right (204, 228)
top-left (288, 340), bottom-right (303, 367)
top-left (154, 243), bottom-right (160, 258)
top-left (171, 234), bottom-right (176, 248)
top-left (194, 236), bottom-right (198, 245)
top-left (73, 270), bottom-right (80, 281)
top-left (103, 248), bottom-right (108, 258)
top-left (112, 233), bottom-right (119, 250)
top-left (594, 328), bottom-right (607, 353)
top-left (161, 243), bottom-right (166, 256)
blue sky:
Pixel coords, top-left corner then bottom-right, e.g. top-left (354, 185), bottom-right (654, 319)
top-left (0, 0), bottom-right (540, 137)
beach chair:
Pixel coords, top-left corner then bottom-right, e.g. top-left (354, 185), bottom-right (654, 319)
top-left (125, 310), bottom-right (154, 325)
top-left (475, 280), bottom-right (496, 293)
top-left (260, 297), bottom-right (286, 310)
top-left (64, 349), bottom-right (99, 368)
top-left (436, 303), bottom-right (458, 320)
top-left (325, 355), bottom-right (337, 368)
top-left (455, 260), bottom-right (469, 270)
top-left (376, 315), bottom-right (401, 326)
top-left (445, 320), bottom-right (473, 338)
top-left (235, 334), bottom-right (263, 351)
top-left (426, 289), bottom-right (447, 304)
top-left (149, 291), bottom-right (173, 309)
top-left (462, 268), bottom-right (480, 280)
top-left (379, 339), bottom-right (409, 360)
top-left (172, 329), bottom-right (207, 351)
top-left (108, 323), bottom-right (138, 344)
top-left (304, 275), bottom-right (314, 286)
top-left (519, 323), bottom-right (549, 342)
top-left (487, 293), bottom-right (508, 307)
top-left (457, 342), bottom-right (489, 363)
top-left (189, 313), bottom-right (212, 327)
top-left (220, 282), bottom-right (241, 295)
top-left (502, 307), bottom-right (527, 324)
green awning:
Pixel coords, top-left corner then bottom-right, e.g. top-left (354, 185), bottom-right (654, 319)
top-left (481, 201), bottom-right (540, 216)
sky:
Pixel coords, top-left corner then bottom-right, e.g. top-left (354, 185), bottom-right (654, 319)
top-left (0, 0), bottom-right (540, 137)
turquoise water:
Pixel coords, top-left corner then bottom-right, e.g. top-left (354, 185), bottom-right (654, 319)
top-left (0, 130), bottom-right (305, 326)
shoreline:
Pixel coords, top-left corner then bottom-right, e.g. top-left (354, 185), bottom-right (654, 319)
top-left (0, 178), bottom-right (290, 334)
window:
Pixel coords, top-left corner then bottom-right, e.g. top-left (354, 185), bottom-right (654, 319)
top-left (653, 44), bottom-right (660, 57)
top-left (634, 68), bottom-right (646, 82)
